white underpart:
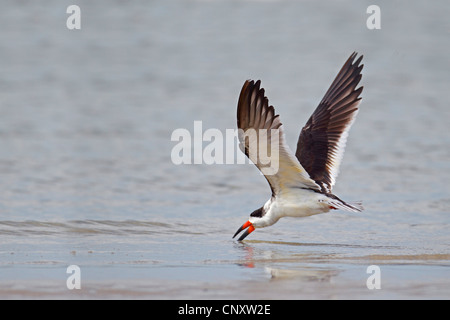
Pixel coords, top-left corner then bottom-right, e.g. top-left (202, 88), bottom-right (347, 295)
top-left (249, 189), bottom-right (332, 228)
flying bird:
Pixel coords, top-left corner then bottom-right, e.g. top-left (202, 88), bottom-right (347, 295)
top-left (233, 52), bottom-right (364, 241)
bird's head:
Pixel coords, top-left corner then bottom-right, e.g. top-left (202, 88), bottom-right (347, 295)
top-left (233, 206), bottom-right (276, 241)
top-left (232, 220), bottom-right (255, 241)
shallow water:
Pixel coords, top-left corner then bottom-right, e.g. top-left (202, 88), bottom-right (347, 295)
top-left (0, 0), bottom-right (449, 299)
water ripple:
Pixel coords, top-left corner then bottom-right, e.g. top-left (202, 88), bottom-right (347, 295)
top-left (0, 219), bottom-right (196, 236)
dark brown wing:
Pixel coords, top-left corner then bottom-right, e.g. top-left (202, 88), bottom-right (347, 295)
top-left (295, 52), bottom-right (364, 193)
top-left (237, 80), bottom-right (320, 196)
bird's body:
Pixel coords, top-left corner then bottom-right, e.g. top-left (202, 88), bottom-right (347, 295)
top-left (233, 52), bottom-right (364, 241)
top-left (252, 191), bottom-right (330, 225)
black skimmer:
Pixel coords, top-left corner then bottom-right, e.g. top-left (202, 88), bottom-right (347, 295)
top-left (233, 52), bottom-right (364, 241)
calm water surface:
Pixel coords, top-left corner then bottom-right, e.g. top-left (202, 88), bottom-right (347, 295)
top-left (0, 1), bottom-right (449, 299)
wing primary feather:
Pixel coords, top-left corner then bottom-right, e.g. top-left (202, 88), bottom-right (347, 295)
top-left (295, 52), bottom-right (364, 192)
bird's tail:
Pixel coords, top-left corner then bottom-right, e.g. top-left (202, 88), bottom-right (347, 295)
top-left (324, 196), bottom-right (364, 212)
top-left (339, 201), bottom-right (364, 212)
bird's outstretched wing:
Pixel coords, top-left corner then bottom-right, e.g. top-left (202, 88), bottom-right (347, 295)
top-left (295, 52), bottom-right (364, 193)
top-left (237, 80), bottom-right (320, 196)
